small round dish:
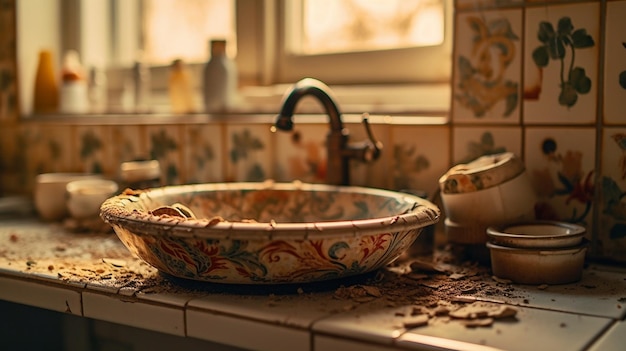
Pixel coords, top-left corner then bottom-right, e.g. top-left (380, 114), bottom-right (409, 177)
top-left (487, 240), bottom-right (588, 285)
top-left (486, 221), bottom-right (585, 249)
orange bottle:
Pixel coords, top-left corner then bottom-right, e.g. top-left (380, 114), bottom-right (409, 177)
top-left (33, 50), bottom-right (59, 114)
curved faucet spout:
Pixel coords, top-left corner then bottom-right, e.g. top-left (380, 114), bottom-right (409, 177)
top-left (275, 78), bottom-right (343, 133)
top-left (274, 78), bottom-right (382, 186)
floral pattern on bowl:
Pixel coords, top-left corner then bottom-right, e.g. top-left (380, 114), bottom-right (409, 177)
top-left (100, 181), bottom-right (440, 284)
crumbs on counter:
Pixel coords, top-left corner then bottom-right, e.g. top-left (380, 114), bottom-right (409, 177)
top-left (329, 247), bottom-right (523, 329)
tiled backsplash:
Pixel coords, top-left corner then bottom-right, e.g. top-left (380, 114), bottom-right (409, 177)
top-left (1, 0), bottom-right (625, 262)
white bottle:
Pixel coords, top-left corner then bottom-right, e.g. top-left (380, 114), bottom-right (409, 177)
top-left (59, 50), bottom-right (89, 114)
top-left (203, 40), bottom-right (238, 112)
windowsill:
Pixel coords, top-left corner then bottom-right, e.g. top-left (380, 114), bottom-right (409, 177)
top-left (21, 83), bottom-right (451, 124)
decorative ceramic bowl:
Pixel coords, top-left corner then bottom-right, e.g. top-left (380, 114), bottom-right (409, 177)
top-left (486, 221), bottom-right (586, 249)
top-left (100, 181), bottom-right (440, 284)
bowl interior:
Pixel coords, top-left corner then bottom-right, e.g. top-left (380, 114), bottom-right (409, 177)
top-left (102, 182), bottom-right (440, 232)
top-left (503, 224), bottom-right (576, 236)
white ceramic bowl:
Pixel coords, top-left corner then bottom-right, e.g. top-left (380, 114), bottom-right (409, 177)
top-left (100, 181), bottom-right (441, 284)
top-left (487, 240), bottom-right (588, 285)
top-left (487, 221), bottom-right (585, 249)
top-left (34, 173), bottom-right (104, 221)
top-left (66, 179), bottom-right (119, 219)
top-left (440, 170), bottom-right (536, 225)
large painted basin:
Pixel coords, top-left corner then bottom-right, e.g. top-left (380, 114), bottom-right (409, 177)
top-left (100, 181), bottom-right (440, 284)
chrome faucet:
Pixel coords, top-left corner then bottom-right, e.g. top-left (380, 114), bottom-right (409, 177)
top-left (275, 78), bottom-right (382, 186)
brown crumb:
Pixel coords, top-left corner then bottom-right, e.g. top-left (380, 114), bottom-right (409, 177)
top-left (402, 314), bottom-right (429, 328)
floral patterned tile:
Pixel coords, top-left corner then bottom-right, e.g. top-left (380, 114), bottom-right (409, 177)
top-left (109, 125), bottom-right (148, 166)
top-left (272, 123), bottom-right (328, 184)
top-left (347, 120), bottom-right (390, 189)
top-left (597, 127), bottom-right (626, 262)
top-left (225, 123), bottom-right (272, 182)
top-left (390, 125), bottom-right (450, 195)
top-left (75, 126), bottom-right (111, 176)
top-left (524, 127), bottom-right (595, 230)
top-left (523, 2), bottom-right (599, 124)
top-left (182, 123), bottom-right (224, 184)
top-left (452, 8), bottom-right (522, 123)
top-left (146, 125), bottom-right (184, 185)
top-left (603, 0), bottom-right (626, 125)
top-left (25, 123), bottom-right (75, 175)
top-left (451, 126), bottom-right (522, 165)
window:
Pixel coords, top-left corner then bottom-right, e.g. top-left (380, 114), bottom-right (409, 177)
top-left (18, 0), bottom-right (452, 115)
top-left (141, 0), bottom-right (236, 65)
top-left (132, 0), bottom-right (451, 85)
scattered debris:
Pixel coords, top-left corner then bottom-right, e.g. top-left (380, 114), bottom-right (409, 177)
top-left (492, 276), bottom-right (512, 284)
top-left (103, 258), bottom-right (127, 267)
top-left (403, 314), bottom-right (429, 328)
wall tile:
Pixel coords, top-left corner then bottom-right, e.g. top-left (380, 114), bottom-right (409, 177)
top-left (26, 124), bottom-right (76, 174)
top-left (273, 123), bottom-right (328, 184)
top-left (225, 123), bottom-right (272, 182)
top-left (597, 127), bottom-right (626, 261)
top-left (523, 2), bottom-right (600, 124)
top-left (75, 126), bottom-right (111, 176)
top-left (603, 0), bottom-right (626, 125)
top-left (146, 125), bottom-right (184, 185)
top-left (390, 125), bottom-right (449, 196)
top-left (451, 126), bottom-right (522, 164)
top-left (182, 123), bottom-right (224, 184)
top-left (109, 125), bottom-right (148, 166)
top-left (452, 8), bottom-right (522, 123)
top-left (524, 127), bottom-right (596, 229)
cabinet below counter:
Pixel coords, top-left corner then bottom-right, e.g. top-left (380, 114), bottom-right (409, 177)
top-left (1, 218), bottom-right (625, 351)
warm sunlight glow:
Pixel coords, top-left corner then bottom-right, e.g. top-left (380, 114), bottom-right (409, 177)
top-left (300, 0), bottom-right (444, 54)
top-left (143, 0), bottom-right (235, 64)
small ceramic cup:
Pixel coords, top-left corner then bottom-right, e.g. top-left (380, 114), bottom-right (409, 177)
top-left (66, 179), bottom-right (119, 219)
top-left (34, 173), bottom-right (103, 221)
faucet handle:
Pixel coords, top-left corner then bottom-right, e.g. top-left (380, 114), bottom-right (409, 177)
top-left (351, 113), bottom-right (383, 162)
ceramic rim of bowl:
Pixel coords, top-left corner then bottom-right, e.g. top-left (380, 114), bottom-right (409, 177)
top-left (438, 152), bottom-right (525, 194)
top-left (486, 220), bottom-right (586, 249)
top-left (100, 181), bottom-right (441, 241)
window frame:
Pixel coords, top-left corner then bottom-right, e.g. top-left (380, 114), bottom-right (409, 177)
top-left (235, 0), bottom-right (453, 86)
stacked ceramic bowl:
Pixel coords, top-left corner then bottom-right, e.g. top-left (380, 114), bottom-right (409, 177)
top-left (438, 152), bottom-right (537, 260)
top-left (486, 221), bottom-right (588, 284)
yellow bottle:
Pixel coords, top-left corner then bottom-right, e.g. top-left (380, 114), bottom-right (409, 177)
top-left (169, 59), bottom-right (195, 114)
top-left (33, 50), bottom-right (59, 114)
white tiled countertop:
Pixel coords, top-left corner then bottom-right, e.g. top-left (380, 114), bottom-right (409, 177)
top-left (1, 218), bottom-right (625, 351)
